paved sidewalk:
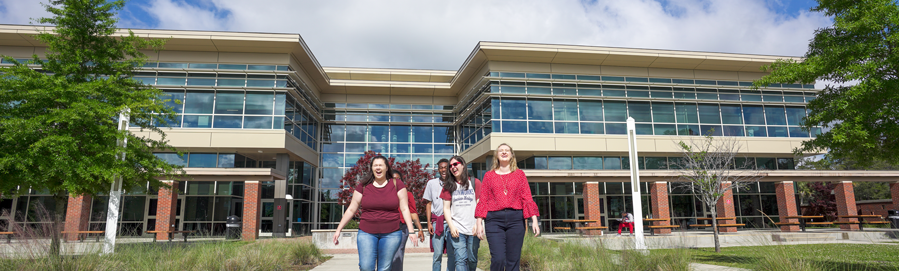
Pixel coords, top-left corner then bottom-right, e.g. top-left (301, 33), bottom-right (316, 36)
top-left (310, 252), bottom-right (745, 271)
top-left (312, 253), bottom-right (482, 271)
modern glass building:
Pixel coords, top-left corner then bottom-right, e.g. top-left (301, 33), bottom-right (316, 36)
top-left (1, 25), bottom-right (897, 240)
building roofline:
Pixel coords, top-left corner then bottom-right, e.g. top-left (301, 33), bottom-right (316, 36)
top-left (0, 24), bottom-right (805, 97)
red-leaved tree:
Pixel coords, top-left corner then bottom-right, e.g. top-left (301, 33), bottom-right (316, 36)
top-left (804, 182), bottom-right (837, 220)
top-left (337, 150), bottom-right (434, 219)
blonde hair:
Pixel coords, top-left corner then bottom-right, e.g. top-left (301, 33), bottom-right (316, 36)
top-left (490, 143), bottom-right (519, 172)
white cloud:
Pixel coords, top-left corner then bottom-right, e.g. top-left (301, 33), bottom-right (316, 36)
top-left (0, 0), bottom-right (50, 25)
top-left (4, 0), bottom-right (832, 71)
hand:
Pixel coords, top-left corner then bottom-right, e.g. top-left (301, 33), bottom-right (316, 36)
top-left (531, 219), bottom-right (540, 237)
top-left (332, 231), bottom-right (341, 245)
top-left (418, 231), bottom-right (426, 242)
top-left (450, 226), bottom-right (459, 238)
top-left (427, 223), bottom-right (434, 235)
top-left (410, 232), bottom-right (419, 247)
top-left (476, 218), bottom-right (485, 240)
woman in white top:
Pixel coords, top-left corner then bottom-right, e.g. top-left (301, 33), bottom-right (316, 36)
top-left (441, 155), bottom-right (481, 271)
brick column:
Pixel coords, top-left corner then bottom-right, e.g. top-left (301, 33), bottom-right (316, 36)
top-left (64, 194), bottom-right (92, 241)
top-left (716, 181), bottom-right (738, 233)
top-left (774, 181), bottom-right (800, 232)
top-left (891, 182), bottom-right (899, 211)
top-left (582, 182), bottom-right (602, 235)
top-left (834, 181), bottom-right (859, 231)
top-left (242, 181), bottom-right (261, 241)
top-left (155, 181), bottom-right (179, 241)
top-left (649, 182), bottom-right (671, 234)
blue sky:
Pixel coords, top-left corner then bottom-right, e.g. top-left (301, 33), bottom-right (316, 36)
top-left (0, 0), bottom-right (830, 70)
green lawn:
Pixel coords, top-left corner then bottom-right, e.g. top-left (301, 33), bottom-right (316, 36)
top-left (682, 243), bottom-right (899, 271)
top-left (0, 239), bottom-right (327, 270)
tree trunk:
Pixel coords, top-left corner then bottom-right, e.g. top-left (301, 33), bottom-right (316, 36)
top-left (711, 205), bottom-right (720, 253)
top-left (51, 191), bottom-right (67, 259)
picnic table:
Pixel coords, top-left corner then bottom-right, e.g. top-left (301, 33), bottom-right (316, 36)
top-left (690, 217), bottom-right (745, 229)
top-left (644, 218), bottom-right (679, 235)
top-left (147, 230), bottom-right (196, 242)
top-left (835, 215), bottom-right (888, 230)
top-left (782, 215), bottom-right (831, 232)
top-left (61, 230), bottom-right (104, 242)
top-left (560, 219), bottom-right (605, 235)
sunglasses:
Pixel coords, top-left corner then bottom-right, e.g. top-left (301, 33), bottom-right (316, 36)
top-left (451, 161), bottom-right (463, 167)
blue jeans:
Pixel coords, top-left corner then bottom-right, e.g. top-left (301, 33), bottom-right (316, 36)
top-left (432, 224), bottom-right (456, 271)
top-left (448, 233), bottom-right (480, 271)
top-left (357, 229), bottom-right (403, 271)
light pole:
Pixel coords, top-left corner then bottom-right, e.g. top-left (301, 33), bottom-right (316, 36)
top-left (103, 109), bottom-right (129, 254)
top-left (626, 117), bottom-right (647, 251)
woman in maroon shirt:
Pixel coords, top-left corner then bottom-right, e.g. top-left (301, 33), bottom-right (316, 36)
top-left (475, 143), bottom-right (539, 271)
top-left (334, 155), bottom-right (418, 271)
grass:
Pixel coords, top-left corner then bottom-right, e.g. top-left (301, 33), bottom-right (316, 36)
top-left (0, 239), bottom-right (328, 271)
top-left (476, 235), bottom-right (691, 271)
top-left (684, 243), bottom-right (899, 271)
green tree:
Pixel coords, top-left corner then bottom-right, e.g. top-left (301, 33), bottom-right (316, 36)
top-left (755, 0), bottom-right (899, 167)
top-left (797, 155), bottom-right (895, 202)
top-left (0, 0), bottom-right (180, 256)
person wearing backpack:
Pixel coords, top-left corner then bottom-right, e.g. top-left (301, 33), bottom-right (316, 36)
top-left (442, 156), bottom-right (481, 271)
top-left (333, 155), bottom-right (419, 271)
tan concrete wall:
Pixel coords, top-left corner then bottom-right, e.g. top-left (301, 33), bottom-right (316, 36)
top-left (484, 60), bottom-right (770, 82)
top-left (460, 133), bottom-right (810, 163)
top-left (131, 129), bottom-right (318, 166)
top-left (319, 94), bottom-right (457, 105)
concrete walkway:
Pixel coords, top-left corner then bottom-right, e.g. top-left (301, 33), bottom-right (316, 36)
top-left (310, 252), bottom-right (745, 271)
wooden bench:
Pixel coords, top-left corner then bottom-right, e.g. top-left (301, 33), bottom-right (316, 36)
top-left (0, 232), bottom-right (12, 243)
top-left (690, 224), bottom-right (745, 228)
top-left (147, 230), bottom-right (196, 242)
top-left (648, 225), bottom-right (680, 229)
top-left (833, 220), bottom-right (890, 230)
top-left (774, 222), bottom-right (800, 226)
top-left (574, 226), bottom-right (607, 236)
top-left (647, 225), bottom-right (680, 236)
top-left (61, 231), bottom-right (104, 242)
top-left (553, 227), bottom-right (571, 231)
top-left (806, 222), bottom-right (834, 226)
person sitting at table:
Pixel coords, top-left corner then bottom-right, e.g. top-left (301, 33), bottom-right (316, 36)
top-left (617, 212), bottom-right (634, 236)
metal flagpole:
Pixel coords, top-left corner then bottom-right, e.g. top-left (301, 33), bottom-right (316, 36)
top-left (103, 109), bottom-right (129, 254)
top-left (626, 117), bottom-right (648, 251)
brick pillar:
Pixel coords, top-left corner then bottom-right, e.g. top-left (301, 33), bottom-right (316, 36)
top-left (774, 181), bottom-right (800, 232)
top-left (582, 182), bottom-right (603, 235)
top-left (64, 194), bottom-right (92, 241)
top-left (834, 181), bottom-right (859, 231)
top-left (242, 181), bottom-right (261, 241)
top-left (649, 182), bottom-right (671, 234)
top-left (891, 182), bottom-right (899, 211)
top-left (716, 181), bottom-right (738, 233)
top-left (155, 181), bottom-right (179, 240)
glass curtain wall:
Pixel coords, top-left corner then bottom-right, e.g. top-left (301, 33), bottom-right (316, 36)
top-left (318, 103), bottom-right (455, 229)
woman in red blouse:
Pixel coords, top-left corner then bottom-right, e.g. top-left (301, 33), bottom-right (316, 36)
top-left (475, 143), bottom-right (539, 271)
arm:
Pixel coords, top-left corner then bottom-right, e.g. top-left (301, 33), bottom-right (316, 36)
top-left (425, 201), bottom-right (434, 235)
top-left (398, 188), bottom-right (419, 247)
top-left (443, 199), bottom-right (458, 238)
top-left (517, 171), bottom-right (540, 237)
top-left (333, 191), bottom-right (362, 245)
top-left (411, 213), bottom-right (425, 242)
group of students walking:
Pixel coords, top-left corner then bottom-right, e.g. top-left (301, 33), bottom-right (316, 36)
top-left (333, 143), bottom-right (540, 271)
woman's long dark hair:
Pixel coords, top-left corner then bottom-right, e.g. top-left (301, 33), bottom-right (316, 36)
top-left (443, 156), bottom-right (470, 194)
top-left (359, 155), bottom-right (394, 188)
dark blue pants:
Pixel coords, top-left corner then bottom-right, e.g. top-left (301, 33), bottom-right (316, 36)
top-left (485, 209), bottom-right (525, 271)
